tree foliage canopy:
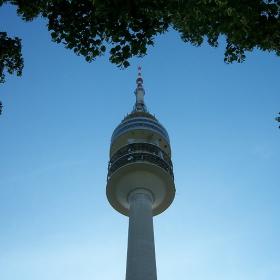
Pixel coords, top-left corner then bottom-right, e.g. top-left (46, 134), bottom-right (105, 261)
top-left (0, 31), bottom-right (23, 83)
top-left (1, 0), bottom-right (280, 81)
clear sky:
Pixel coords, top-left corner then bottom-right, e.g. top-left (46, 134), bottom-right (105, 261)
top-left (1, 4), bottom-right (280, 280)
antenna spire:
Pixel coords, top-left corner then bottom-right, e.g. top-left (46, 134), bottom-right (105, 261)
top-left (132, 66), bottom-right (147, 112)
top-left (136, 66), bottom-right (144, 91)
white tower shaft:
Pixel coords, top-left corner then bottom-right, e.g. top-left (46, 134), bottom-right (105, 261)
top-left (126, 191), bottom-right (157, 280)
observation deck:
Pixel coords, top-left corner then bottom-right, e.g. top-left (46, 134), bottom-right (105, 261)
top-left (108, 142), bottom-right (174, 181)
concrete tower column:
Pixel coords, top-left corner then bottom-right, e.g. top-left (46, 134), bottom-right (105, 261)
top-left (126, 190), bottom-right (157, 280)
top-left (106, 68), bottom-right (175, 279)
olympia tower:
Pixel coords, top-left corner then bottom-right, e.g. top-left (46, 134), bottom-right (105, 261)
top-left (106, 67), bottom-right (175, 280)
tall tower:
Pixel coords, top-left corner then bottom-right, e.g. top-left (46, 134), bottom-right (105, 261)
top-left (106, 67), bottom-right (175, 280)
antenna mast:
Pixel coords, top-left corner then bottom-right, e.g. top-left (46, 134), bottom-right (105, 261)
top-left (132, 66), bottom-right (147, 112)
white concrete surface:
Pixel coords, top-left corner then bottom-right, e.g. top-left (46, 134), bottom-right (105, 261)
top-left (106, 163), bottom-right (175, 216)
top-left (126, 191), bottom-right (157, 280)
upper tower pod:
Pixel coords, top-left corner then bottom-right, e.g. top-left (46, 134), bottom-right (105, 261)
top-left (110, 67), bottom-right (171, 157)
top-left (106, 68), bottom-right (175, 217)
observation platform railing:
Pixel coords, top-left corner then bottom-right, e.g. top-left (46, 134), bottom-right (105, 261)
top-left (107, 143), bottom-right (174, 180)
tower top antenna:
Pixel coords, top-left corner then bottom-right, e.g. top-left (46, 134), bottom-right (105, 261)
top-left (136, 66), bottom-right (144, 90)
top-left (133, 66), bottom-right (147, 112)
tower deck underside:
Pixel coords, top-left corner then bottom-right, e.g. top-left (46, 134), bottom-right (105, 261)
top-left (106, 162), bottom-right (175, 216)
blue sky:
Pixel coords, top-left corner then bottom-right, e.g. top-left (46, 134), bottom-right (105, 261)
top-left (1, 4), bottom-right (280, 280)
